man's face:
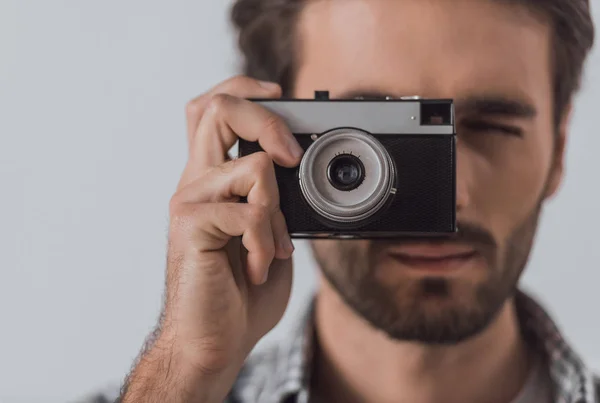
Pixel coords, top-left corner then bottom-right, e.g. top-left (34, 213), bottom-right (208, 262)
top-left (294, 0), bottom-right (567, 343)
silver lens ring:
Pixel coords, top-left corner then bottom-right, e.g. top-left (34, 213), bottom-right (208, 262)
top-left (299, 128), bottom-right (396, 223)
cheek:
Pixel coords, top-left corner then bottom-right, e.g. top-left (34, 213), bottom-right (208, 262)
top-left (460, 132), bottom-right (553, 238)
top-left (311, 240), bottom-right (370, 263)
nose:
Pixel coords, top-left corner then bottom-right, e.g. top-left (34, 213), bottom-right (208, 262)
top-left (456, 180), bottom-right (470, 212)
top-left (455, 145), bottom-right (471, 212)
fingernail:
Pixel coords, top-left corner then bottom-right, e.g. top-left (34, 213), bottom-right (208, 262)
top-left (283, 235), bottom-right (295, 254)
top-left (261, 269), bottom-right (269, 284)
top-left (287, 136), bottom-right (304, 160)
top-left (258, 80), bottom-right (280, 92)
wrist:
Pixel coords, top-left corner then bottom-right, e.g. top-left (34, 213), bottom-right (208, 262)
top-left (121, 336), bottom-right (234, 403)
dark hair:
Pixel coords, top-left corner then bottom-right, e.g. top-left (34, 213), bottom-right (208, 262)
top-left (231, 0), bottom-right (595, 128)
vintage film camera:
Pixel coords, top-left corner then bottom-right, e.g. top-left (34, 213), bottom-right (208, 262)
top-left (239, 91), bottom-right (456, 239)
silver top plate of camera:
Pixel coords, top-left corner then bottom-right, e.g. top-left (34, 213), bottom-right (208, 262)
top-left (254, 99), bottom-right (453, 135)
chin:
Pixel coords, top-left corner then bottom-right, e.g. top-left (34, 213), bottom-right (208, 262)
top-left (356, 278), bottom-right (504, 344)
top-left (314, 236), bottom-right (518, 344)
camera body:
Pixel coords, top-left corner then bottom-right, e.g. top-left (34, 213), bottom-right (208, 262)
top-left (239, 91), bottom-right (457, 239)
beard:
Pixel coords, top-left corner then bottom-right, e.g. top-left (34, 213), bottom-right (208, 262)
top-left (310, 202), bottom-right (544, 345)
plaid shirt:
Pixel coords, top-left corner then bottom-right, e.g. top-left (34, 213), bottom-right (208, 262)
top-left (81, 289), bottom-right (598, 403)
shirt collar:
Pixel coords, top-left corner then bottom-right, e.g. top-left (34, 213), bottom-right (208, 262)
top-left (270, 289), bottom-right (597, 403)
top-left (515, 291), bottom-right (597, 403)
top-left (271, 297), bottom-right (317, 403)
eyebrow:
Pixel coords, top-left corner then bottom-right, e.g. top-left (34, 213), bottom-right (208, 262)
top-left (456, 96), bottom-right (537, 119)
top-left (336, 90), bottom-right (537, 119)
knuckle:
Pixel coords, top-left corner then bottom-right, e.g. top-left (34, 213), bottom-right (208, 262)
top-left (206, 93), bottom-right (231, 117)
top-left (262, 114), bottom-right (285, 137)
top-left (217, 157), bottom-right (238, 175)
top-left (185, 98), bottom-right (202, 118)
top-left (246, 204), bottom-right (269, 225)
top-left (249, 151), bottom-right (274, 173)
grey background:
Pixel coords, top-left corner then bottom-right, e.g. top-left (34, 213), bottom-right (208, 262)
top-left (1, 1), bottom-right (599, 402)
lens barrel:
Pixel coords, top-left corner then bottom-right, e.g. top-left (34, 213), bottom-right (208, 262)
top-left (298, 128), bottom-right (396, 224)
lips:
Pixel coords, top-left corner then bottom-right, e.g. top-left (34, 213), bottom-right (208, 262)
top-left (386, 244), bottom-right (478, 272)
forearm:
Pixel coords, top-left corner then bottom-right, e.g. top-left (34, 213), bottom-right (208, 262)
top-left (118, 339), bottom-right (228, 403)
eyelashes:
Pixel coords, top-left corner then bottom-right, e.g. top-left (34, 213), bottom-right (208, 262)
top-left (459, 119), bottom-right (524, 138)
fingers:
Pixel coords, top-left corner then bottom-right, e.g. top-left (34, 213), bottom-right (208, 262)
top-left (174, 75), bottom-right (300, 286)
top-left (180, 76), bottom-right (303, 191)
top-left (170, 202), bottom-right (276, 285)
top-left (185, 75), bottom-right (282, 145)
top-left (191, 93), bottom-right (303, 173)
top-left (241, 209), bottom-right (276, 285)
top-left (173, 152), bottom-right (294, 260)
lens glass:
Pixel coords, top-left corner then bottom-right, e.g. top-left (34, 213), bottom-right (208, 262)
top-left (327, 154), bottom-right (365, 191)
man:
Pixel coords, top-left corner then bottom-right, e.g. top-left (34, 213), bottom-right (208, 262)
top-left (85, 0), bottom-right (597, 402)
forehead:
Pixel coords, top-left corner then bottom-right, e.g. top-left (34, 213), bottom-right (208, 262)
top-left (294, 0), bottom-right (552, 109)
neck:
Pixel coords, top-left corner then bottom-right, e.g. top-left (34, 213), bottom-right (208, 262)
top-left (311, 278), bottom-right (532, 403)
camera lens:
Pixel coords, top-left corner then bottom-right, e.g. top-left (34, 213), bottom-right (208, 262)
top-left (327, 154), bottom-right (365, 191)
top-left (298, 128), bottom-right (397, 225)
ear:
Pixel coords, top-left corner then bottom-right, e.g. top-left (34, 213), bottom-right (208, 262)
top-left (544, 103), bottom-right (572, 199)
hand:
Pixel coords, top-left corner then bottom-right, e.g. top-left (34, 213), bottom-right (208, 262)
top-left (120, 76), bottom-right (304, 403)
